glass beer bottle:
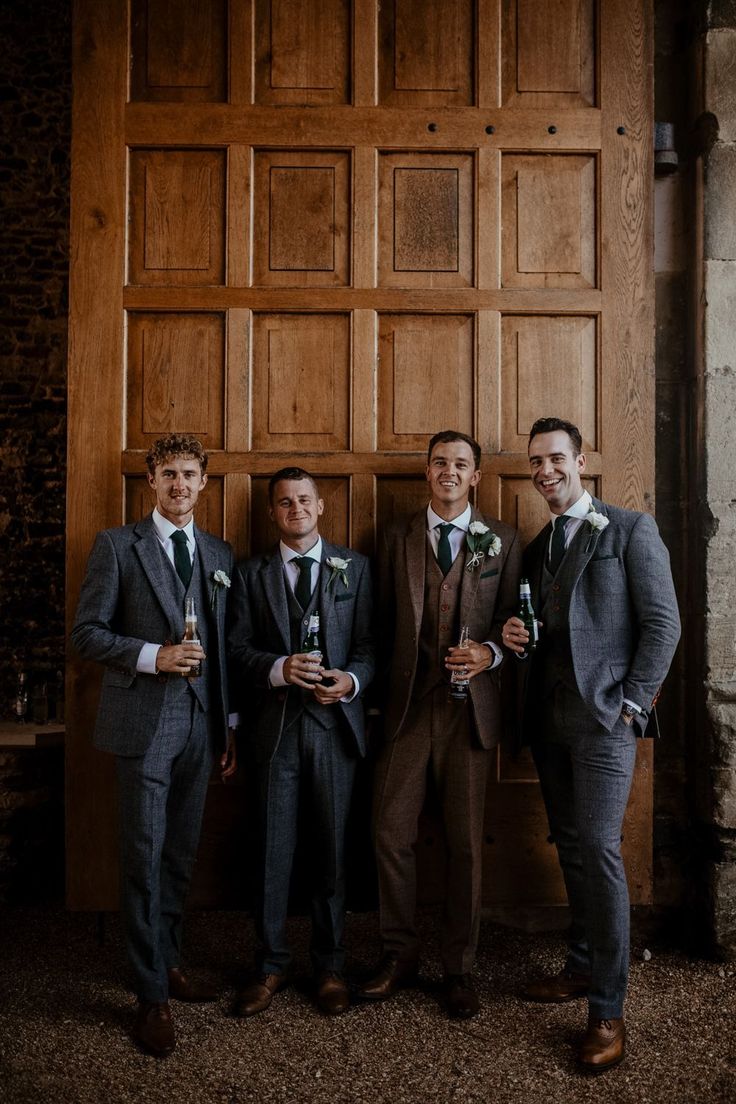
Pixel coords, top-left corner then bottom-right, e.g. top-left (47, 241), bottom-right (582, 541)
top-left (449, 624), bottom-right (471, 700)
top-left (183, 597), bottom-right (202, 678)
top-left (519, 578), bottom-right (539, 654)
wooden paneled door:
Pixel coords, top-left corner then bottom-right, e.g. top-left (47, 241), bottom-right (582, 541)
top-left (67, 0), bottom-right (654, 911)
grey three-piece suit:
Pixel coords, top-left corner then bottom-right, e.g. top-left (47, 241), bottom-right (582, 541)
top-left (71, 513), bottom-right (234, 1002)
top-left (227, 540), bottom-right (374, 975)
top-left (521, 498), bottom-right (680, 1018)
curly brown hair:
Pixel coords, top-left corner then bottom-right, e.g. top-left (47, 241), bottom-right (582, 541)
top-left (145, 434), bottom-right (208, 476)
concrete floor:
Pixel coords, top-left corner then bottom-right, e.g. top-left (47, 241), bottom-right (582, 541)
top-left (0, 906), bottom-right (733, 1104)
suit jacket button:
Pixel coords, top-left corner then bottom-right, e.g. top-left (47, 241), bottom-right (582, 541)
top-left (441, 603), bottom-right (450, 611)
top-left (442, 584), bottom-right (450, 591)
top-left (440, 624), bottom-right (449, 632)
top-left (552, 583), bottom-right (560, 592)
top-left (404, 669), bottom-right (411, 677)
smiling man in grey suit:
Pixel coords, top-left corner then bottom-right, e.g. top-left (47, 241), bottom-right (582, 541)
top-left (359, 430), bottom-right (521, 1019)
top-left (71, 434), bottom-right (235, 1058)
top-left (502, 417), bottom-right (680, 1073)
top-left (228, 467), bottom-right (374, 1018)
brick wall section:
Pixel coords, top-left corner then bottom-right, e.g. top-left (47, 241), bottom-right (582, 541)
top-left (0, 2), bottom-right (71, 716)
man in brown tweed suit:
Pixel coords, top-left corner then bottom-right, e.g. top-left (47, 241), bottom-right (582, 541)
top-left (359, 430), bottom-right (521, 1018)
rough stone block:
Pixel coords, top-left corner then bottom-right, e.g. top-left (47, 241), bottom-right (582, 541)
top-left (712, 767), bottom-right (736, 827)
top-left (708, 703), bottom-right (736, 768)
top-left (710, 854), bottom-right (736, 959)
top-left (706, 2), bottom-right (736, 33)
top-left (705, 30), bottom-right (736, 141)
top-left (704, 260), bottom-right (736, 369)
top-left (705, 144), bottom-right (736, 258)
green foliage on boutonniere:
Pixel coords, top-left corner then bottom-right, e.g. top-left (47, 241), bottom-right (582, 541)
top-left (465, 521), bottom-right (502, 571)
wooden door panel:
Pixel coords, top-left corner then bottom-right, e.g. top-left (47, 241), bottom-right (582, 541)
top-left (126, 312), bottom-right (226, 449)
top-left (130, 0), bottom-right (228, 103)
top-left (69, 0), bottom-right (654, 910)
top-left (128, 149), bottom-right (227, 286)
top-left (502, 0), bottom-right (597, 108)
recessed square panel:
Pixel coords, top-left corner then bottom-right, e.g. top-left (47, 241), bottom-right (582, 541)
top-left (379, 0), bottom-right (475, 106)
top-left (125, 475), bottom-right (224, 536)
top-left (502, 0), bottom-right (596, 107)
top-left (255, 0), bottom-right (351, 105)
top-left (250, 476), bottom-right (349, 554)
top-left (378, 314), bottom-right (474, 451)
top-left (126, 312), bottom-right (226, 449)
top-left (252, 314), bottom-right (350, 451)
top-left (130, 0), bottom-right (227, 102)
top-left (128, 149), bottom-right (226, 285)
top-left (501, 154), bottom-right (597, 288)
top-left (379, 153), bottom-right (474, 287)
top-left (376, 477), bottom-right (430, 537)
top-left (253, 151), bottom-right (351, 287)
top-left (500, 316), bottom-right (597, 452)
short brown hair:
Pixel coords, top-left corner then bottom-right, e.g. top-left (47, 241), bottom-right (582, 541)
top-left (427, 430), bottom-right (482, 470)
top-left (268, 466), bottom-right (320, 503)
top-left (145, 434), bottom-right (208, 476)
top-left (528, 418), bottom-right (583, 457)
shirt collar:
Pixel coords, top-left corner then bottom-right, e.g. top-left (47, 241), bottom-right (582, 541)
top-left (152, 508), bottom-right (195, 545)
top-left (280, 537), bottom-right (323, 565)
top-left (550, 490), bottom-right (592, 525)
top-left (426, 503), bottom-right (472, 533)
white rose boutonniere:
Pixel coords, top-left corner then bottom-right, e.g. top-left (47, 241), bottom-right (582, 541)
top-left (210, 568), bottom-right (231, 610)
top-left (585, 506), bottom-right (609, 551)
top-left (326, 555), bottom-right (351, 590)
top-left (465, 521), bottom-right (502, 571)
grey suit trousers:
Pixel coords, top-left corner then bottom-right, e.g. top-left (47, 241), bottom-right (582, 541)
top-left (532, 683), bottom-right (637, 1019)
top-left (116, 687), bottom-right (213, 1002)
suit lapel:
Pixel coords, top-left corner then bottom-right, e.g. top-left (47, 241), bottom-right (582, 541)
top-left (133, 514), bottom-right (183, 638)
top-left (260, 548), bottom-right (291, 654)
top-left (459, 507), bottom-right (483, 626)
top-left (405, 511), bottom-right (427, 634)
top-left (563, 498), bottom-right (609, 593)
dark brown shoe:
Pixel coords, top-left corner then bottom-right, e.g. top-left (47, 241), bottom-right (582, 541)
top-left (315, 972), bottom-right (350, 1016)
top-left (168, 967), bottom-right (218, 1003)
top-left (133, 1001), bottom-right (175, 1058)
top-left (521, 970), bottom-right (590, 1003)
top-left (233, 972), bottom-right (288, 1017)
top-left (443, 974), bottom-right (480, 1020)
top-left (358, 955), bottom-right (418, 1001)
top-left (578, 1016), bottom-right (626, 1073)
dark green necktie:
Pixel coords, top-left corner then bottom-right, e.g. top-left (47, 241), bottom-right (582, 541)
top-left (437, 523), bottom-right (455, 576)
top-left (548, 515), bottom-right (569, 575)
top-left (170, 528), bottom-right (192, 587)
top-left (294, 556), bottom-right (313, 609)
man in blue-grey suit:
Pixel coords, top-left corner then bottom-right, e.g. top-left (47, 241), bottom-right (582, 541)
top-left (228, 467), bottom-right (374, 1018)
top-left (71, 434), bottom-right (235, 1058)
top-left (503, 417), bottom-right (680, 1074)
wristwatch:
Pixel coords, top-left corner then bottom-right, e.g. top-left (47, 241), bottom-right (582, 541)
top-left (621, 703), bottom-right (639, 725)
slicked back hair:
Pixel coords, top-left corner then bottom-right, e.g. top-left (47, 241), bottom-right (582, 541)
top-left (528, 418), bottom-right (583, 457)
top-left (145, 434), bottom-right (208, 476)
top-left (427, 430), bottom-right (482, 470)
top-left (268, 466), bottom-right (320, 504)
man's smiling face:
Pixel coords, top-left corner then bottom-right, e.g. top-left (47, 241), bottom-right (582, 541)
top-left (528, 429), bottom-right (586, 515)
top-left (426, 439), bottom-right (481, 517)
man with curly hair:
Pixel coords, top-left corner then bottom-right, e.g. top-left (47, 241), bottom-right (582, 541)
top-left (72, 434), bottom-right (236, 1057)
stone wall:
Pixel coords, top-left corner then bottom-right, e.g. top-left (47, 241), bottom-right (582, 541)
top-left (0, 2), bottom-right (70, 717)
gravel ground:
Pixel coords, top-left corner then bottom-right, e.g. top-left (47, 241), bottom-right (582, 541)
top-left (0, 907), bottom-right (733, 1104)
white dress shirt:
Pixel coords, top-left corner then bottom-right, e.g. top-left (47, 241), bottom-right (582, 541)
top-left (426, 504), bottom-right (502, 671)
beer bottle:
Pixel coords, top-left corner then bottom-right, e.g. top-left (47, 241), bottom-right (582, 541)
top-left (182, 597), bottom-right (202, 678)
top-left (301, 612), bottom-right (322, 661)
top-left (519, 578), bottom-right (539, 654)
top-left (449, 624), bottom-right (471, 700)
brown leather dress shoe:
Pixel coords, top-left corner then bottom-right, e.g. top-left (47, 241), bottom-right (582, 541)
top-left (521, 970), bottom-right (590, 1003)
top-left (168, 967), bottom-right (218, 1003)
top-left (578, 1016), bottom-right (626, 1073)
top-left (443, 974), bottom-right (480, 1020)
top-left (315, 972), bottom-right (350, 1015)
top-left (358, 955), bottom-right (418, 1001)
top-left (133, 1001), bottom-right (175, 1058)
top-left (233, 972), bottom-right (288, 1017)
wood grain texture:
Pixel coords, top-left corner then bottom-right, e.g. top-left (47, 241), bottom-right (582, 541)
top-left (130, 0), bottom-right (228, 102)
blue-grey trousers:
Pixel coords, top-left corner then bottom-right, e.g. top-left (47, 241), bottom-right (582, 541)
top-left (116, 688), bottom-right (213, 1003)
top-left (532, 683), bottom-right (637, 1019)
top-left (254, 716), bottom-right (357, 976)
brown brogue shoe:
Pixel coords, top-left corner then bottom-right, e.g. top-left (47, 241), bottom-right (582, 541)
top-left (133, 1001), bottom-right (175, 1058)
top-left (358, 955), bottom-right (418, 1001)
top-left (578, 1016), bottom-right (626, 1073)
top-left (443, 974), bottom-right (480, 1020)
top-left (315, 972), bottom-right (350, 1015)
top-left (168, 967), bottom-right (218, 1003)
top-left (233, 972), bottom-right (287, 1017)
top-left (521, 970), bottom-right (590, 1003)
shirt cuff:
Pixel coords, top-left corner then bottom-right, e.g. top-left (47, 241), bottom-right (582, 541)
top-left (268, 657), bottom-right (288, 688)
top-left (483, 641), bottom-right (503, 670)
top-left (341, 674), bottom-right (359, 703)
top-left (228, 713), bottom-right (239, 728)
top-left (137, 643), bottom-right (161, 675)
top-left (622, 698), bottom-right (643, 714)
